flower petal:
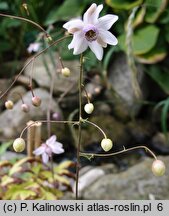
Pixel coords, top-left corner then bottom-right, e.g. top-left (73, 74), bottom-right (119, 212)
top-left (83, 3), bottom-right (97, 23)
top-left (50, 141), bottom-right (65, 154)
top-left (46, 135), bottom-right (56, 146)
top-left (68, 31), bottom-right (88, 54)
top-left (83, 4), bottom-right (103, 24)
top-left (97, 14), bottom-right (118, 30)
top-left (68, 31), bottom-right (81, 49)
top-left (33, 146), bottom-right (45, 156)
top-left (73, 38), bottom-right (88, 55)
top-left (88, 41), bottom-right (103, 60)
top-left (42, 152), bottom-right (49, 164)
top-left (99, 30), bottom-right (118, 45)
top-left (63, 19), bottom-right (84, 33)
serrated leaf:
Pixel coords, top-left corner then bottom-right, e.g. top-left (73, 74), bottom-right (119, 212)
top-left (1, 176), bottom-right (14, 187)
top-left (4, 182), bottom-right (38, 200)
top-left (9, 157), bottom-right (34, 176)
top-left (55, 160), bottom-right (74, 171)
top-left (41, 170), bottom-right (52, 179)
top-left (106, 0), bottom-right (143, 10)
top-left (32, 164), bottom-right (42, 175)
top-left (0, 160), bottom-right (12, 168)
top-left (54, 175), bottom-right (70, 186)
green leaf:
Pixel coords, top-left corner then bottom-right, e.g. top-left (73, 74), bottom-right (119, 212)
top-left (145, 66), bottom-right (169, 94)
top-left (45, 0), bottom-right (83, 25)
top-left (1, 19), bottom-right (21, 29)
top-left (135, 44), bottom-right (167, 64)
top-left (32, 164), bottom-right (42, 175)
top-left (145, 0), bottom-right (168, 23)
top-left (133, 6), bottom-right (146, 28)
top-left (105, 0), bottom-right (143, 10)
top-left (0, 141), bottom-right (12, 155)
top-left (4, 182), bottom-right (39, 200)
top-left (0, 2), bottom-right (8, 10)
top-left (9, 157), bottom-right (35, 176)
top-left (118, 25), bottom-right (160, 55)
top-left (1, 176), bottom-right (14, 187)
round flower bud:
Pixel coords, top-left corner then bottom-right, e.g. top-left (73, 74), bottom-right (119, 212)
top-left (152, 160), bottom-right (166, 177)
top-left (5, 100), bottom-right (14, 110)
top-left (21, 103), bottom-right (30, 113)
top-left (101, 138), bottom-right (113, 152)
top-left (13, 138), bottom-right (26, 152)
top-left (61, 67), bottom-right (70, 77)
top-left (84, 103), bottom-right (94, 114)
top-left (32, 96), bottom-right (41, 107)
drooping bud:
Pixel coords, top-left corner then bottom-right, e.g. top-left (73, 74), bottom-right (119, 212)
top-left (152, 160), bottom-right (166, 177)
top-left (32, 96), bottom-right (41, 107)
top-left (101, 138), bottom-right (113, 152)
top-left (5, 100), bottom-right (14, 110)
top-left (13, 138), bottom-right (26, 152)
top-left (61, 67), bottom-right (71, 77)
top-left (46, 34), bottom-right (53, 43)
top-left (21, 103), bottom-right (30, 113)
top-left (84, 103), bottom-right (94, 114)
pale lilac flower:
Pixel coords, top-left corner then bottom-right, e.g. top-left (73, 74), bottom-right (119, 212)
top-left (63, 3), bottom-right (118, 60)
top-left (33, 135), bottom-right (64, 164)
top-left (27, 42), bottom-right (41, 53)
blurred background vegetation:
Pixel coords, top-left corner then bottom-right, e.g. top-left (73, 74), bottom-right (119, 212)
top-left (0, 0), bottom-right (169, 92)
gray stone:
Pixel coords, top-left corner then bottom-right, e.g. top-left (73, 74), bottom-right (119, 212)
top-left (73, 168), bottom-right (105, 197)
top-left (0, 88), bottom-right (62, 139)
top-left (107, 53), bottom-right (147, 118)
top-left (8, 86), bottom-right (27, 103)
top-left (82, 156), bottom-right (169, 200)
top-left (0, 79), bottom-right (11, 108)
top-left (76, 115), bottom-right (129, 149)
top-left (24, 53), bottom-right (79, 95)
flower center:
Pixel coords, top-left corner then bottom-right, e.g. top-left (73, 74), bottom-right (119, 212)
top-left (83, 24), bottom-right (98, 42)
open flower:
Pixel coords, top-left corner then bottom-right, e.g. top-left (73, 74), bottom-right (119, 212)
top-left (33, 135), bottom-right (64, 164)
top-left (63, 3), bottom-right (118, 60)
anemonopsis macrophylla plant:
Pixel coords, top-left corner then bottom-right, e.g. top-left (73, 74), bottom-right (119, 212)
top-left (0, 157), bottom-right (75, 200)
top-left (0, 3), bottom-right (166, 200)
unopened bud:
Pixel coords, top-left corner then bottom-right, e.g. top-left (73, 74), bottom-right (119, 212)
top-left (84, 103), bottom-right (94, 114)
top-left (46, 35), bottom-right (53, 43)
top-left (5, 100), bottom-right (14, 110)
top-left (101, 138), bottom-right (113, 152)
top-left (61, 67), bottom-right (70, 77)
top-left (21, 103), bottom-right (30, 113)
top-left (152, 160), bottom-right (166, 177)
top-left (13, 138), bottom-right (26, 152)
top-left (32, 96), bottom-right (41, 107)
top-left (22, 3), bottom-right (29, 16)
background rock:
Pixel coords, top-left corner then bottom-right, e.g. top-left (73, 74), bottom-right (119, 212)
top-left (0, 88), bottom-right (63, 139)
top-left (82, 156), bottom-right (169, 200)
top-left (107, 53), bottom-right (148, 118)
top-left (24, 53), bottom-right (79, 95)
